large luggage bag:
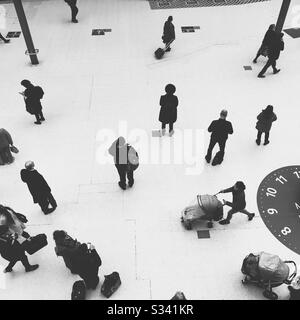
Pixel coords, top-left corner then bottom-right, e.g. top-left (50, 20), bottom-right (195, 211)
top-left (101, 272), bottom-right (121, 298)
top-left (24, 234), bottom-right (48, 255)
top-left (155, 48), bottom-right (165, 59)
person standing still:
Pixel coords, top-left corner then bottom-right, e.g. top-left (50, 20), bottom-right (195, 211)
top-left (64, 0), bottom-right (79, 23)
top-left (205, 109), bottom-right (233, 166)
top-left (162, 16), bottom-right (175, 52)
top-left (20, 161), bottom-right (57, 215)
top-left (20, 80), bottom-right (45, 125)
top-left (159, 84), bottom-right (178, 137)
top-left (255, 105), bottom-right (277, 145)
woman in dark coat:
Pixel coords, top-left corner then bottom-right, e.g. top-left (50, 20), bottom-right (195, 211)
top-left (256, 105), bottom-right (277, 145)
top-left (0, 128), bottom-right (14, 165)
top-left (162, 16), bottom-right (175, 52)
top-left (159, 84), bottom-right (178, 137)
top-left (53, 230), bottom-right (81, 274)
top-left (253, 24), bottom-right (276, 63)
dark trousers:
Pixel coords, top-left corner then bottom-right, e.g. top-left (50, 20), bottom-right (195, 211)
top-left (38, 192), bottom-right (57, 213)
top-left (35, 110), bottom-right (45, 122)
top-left (162, 122), bottom-right (174, 132)
top-left (257, 131), bottom-right (269, 143)
top-left (259, 57), bottom-right (277, 75)
top-left (66, 2), bottom-right (78, 21)
top-left (224, 202), bottom-right (252, 222)
top-left (115, 165), bottom-right (134, 187)
top-left (206, 137), bottom-right (226, 161)
top-left (7, 253), bottom-right (30, 270)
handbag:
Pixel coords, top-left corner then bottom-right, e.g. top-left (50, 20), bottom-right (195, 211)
top-left (10, 146), bottom-right (19, 154)
top-left (24, 234), bottom-right (48, 255)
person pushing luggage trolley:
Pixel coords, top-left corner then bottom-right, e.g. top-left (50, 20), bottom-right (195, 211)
top-left (155, 16), bottom-right (175, 59)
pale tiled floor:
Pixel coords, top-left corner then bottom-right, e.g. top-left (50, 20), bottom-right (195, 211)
top-left (0, 0), bottom-right (300, 300)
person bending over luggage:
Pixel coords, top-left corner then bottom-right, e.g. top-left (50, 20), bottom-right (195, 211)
top-left (162, 16), bottom-right (175, 52)
top-left (205, 109), bottom-right (233, 166)
top-left (0, 225), bottom-right (39, 273)
top-left (218, 181), bottom-right (255, 225)
top-left (53, 230), bottom-right (81, 274)
top-left (73, 243), bottom-right (101, 290)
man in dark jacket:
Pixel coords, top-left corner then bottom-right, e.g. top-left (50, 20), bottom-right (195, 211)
top-left (20, 161), bottom-right (57, 214)
top-left (108, 137), bottom-right (139, 190)
top-left (205, 109), bottom-right (233, 165)
top-left (20, 80), bottom-right (45, 125)
top-left (162, 16), bottom-right (175, 52)
top-left (218, 181), bottom-right (255, 225)
top-left (258, 32), bottom-right (284, 78)
top-left (0, 32), bottom-right (10, 43)
top-left (64, 0), bottom-right (79, 23)
top-left (0, 225), bottom-right (39, 273)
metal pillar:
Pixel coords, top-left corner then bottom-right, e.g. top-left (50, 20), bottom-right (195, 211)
top-left (275, 0), bottom-right (291, 33)
top-left (12, 0), bottom-right (39, 65)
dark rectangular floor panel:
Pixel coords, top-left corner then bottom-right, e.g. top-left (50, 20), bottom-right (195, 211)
top-left (284, 28), bottom-right (300, 39)
top-left (197, 230), bottom-right (211, 239)
top-left (148, 0), bottom-right (270, 10)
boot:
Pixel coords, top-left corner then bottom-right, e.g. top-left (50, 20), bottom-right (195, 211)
top-left (273, 69), bottom-right (280, 75)
top-left (4, 266), bottom-right (13, 273)
top-left (118, 182), bottom-right (126, 190)
top-left (248, 213), bottom-right (255, 221)
top-left (219, 219), bottom-right (230, 225)
top-left (256, 139), bottom-right (260, 145)
top-left (34, 121), bottom-right (42, 125)
top-left (264, 140), bottom-right (270, 145)
top-left (205, 155), bottom-right (211, 163)
top-left (25, 264), bottom-right (39, 272)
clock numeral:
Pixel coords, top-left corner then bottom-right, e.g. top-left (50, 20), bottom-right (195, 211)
top-left (275, 175), bottom-right (287, 185)
top-left (293, 171), bottom-right (300, 179)
top-left (266, 188), bottom-right (277, 198)
top-left (267, 208), bottom-right (278, 215)
top-left (281, 227), bottom-right (291, 236)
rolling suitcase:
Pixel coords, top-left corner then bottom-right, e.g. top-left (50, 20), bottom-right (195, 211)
top-left (101, 272), bottom-right (121, 298)
top-left (71, 280), bottom-right (86, 300)
top-left (24, 234), bottom-right (48, 255)
top-left (154, 40), bottom-right (173, 60)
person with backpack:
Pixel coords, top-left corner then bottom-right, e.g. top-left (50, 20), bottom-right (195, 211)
top-left (0, 225), bottom-right (39, 273)
top-left (159, 84), bottom-right (178, 137)
top-left (253, 24), bottom-right (276, 63)
top-left (162, 16), bottom-right (175, 52)
top-left (20, 80), bottom-right (45, 125)
top-left (258, 32), bottom-right (284, 78)
top-left (205, 109), bottom-right (233, 166)
top-left (218, 181), bottom-right (255, 225)
top-left (20, 161), bottom-right (57, 215)
top-left (53, 230), bottom-right (81, 274)
top-left (64, 0), bottom-right (79, 23)
top-left (255, 105), bottom-right (277, 146)
top-left (108, 137), bottom-right (139, 190)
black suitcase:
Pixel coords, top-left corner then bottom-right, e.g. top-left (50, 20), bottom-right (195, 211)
top-left (71, 280), bottom-right (86, 300)
top-left (101, 272), bottom-right (121, 298)
top-left (155, 48), bottom-right (165, 59)
top-left (212, 151), bottom-right (224, 166)
top-left (24, 234), bottom-right (48, 255)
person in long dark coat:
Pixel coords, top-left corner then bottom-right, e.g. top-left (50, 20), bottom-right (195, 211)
top-left (109, 137), bottom-right (139, 190)
top-left (53, 230), bottom-right (81, 274)
top-left (205, 109), bottom-right (233, 165)
top-left (218, 181), bottom-right (255, 225)
top-left (253, 24), bottom-right (276, 63)
top-left (255, 105), bottom-right (277, 145)
top-left (0, 225), bottom-right (39, 273)
top-left (162, 16), bottom-right (175, 52)
top-left (258, 32), bottom-right (284, 78)
top-left (64, 0), bottom-right (79, 23)
top-left (159, 84), bottom-right (178, 136)
top-left (0, 128), bottom-right (14, 165)
top-left (20, 161), bottom-right (57, 215)
top-left (20, 80), bottom-right (45, 125)
top-left (0, 33), bottom-right (10, 43)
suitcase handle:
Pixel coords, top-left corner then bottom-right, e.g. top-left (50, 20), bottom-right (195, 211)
top-left (164, 39), bottom-right (174, 51)
top-left (284, 261), bottom-right (297, 284)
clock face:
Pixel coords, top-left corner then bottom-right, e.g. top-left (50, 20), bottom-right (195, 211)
top-left (257, 165), bottom-right (300, 255)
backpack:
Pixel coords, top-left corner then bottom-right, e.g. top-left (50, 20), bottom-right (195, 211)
top-left (71, 280), bottom-right (86, 300)
top-left (100, 272), bottom-right (121, 298)
top-left (35, 86), bottom-right (44, 100)
top-left (127, 145), bottom-right (139, 171)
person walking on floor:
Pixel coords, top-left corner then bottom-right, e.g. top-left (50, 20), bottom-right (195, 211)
top-left (0, 225), bottom-right (39, 273)
top-left (255, 105), bottom-right (277, 145)
top-left (218, 181), bottom-right (255, 225)
top-left (0, 33), bottom-right (10, 43)
top-left (20, 80), bottom-right (45, 125)
top-left (258, 32), bottom-right (284, 78)
top-left (64, 0), bottom-right (79, 23)
top-left (205, 109), bottom-right (233, 166)
top-left (108, 137), bottom-right (139, 190)
top-left (0, 128), bottom-right (15, 165)
top-left (20, 161), bottom-right (57, 215)
top-left (253, 24), bottom-right (276, 63)
top-left (159, 84), bottom-right (178, 137)
top-left (162, 16), bottom-right (175, 52)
